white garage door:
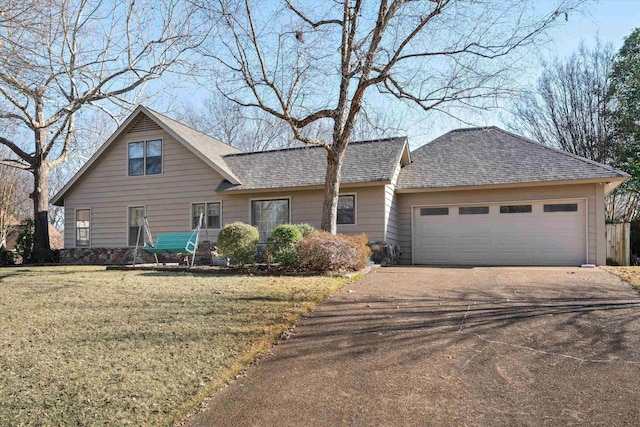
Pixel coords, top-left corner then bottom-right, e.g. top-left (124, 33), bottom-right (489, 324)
top-left (412, 200), bottom-right (586, 266)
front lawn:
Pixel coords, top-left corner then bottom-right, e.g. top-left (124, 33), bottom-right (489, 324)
top-left (0, 267), bottom-right (350, 426)
top-left (602, 266), bottom-right (640, 289)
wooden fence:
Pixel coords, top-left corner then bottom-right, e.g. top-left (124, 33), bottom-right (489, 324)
top-left (606, 223), bottom-right (630, 266)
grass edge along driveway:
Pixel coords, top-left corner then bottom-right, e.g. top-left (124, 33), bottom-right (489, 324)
top-left (0, 266), bottom-right (353, 426)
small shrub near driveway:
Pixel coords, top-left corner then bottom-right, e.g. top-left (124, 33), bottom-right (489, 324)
top-left (216, 222), bottom-right (259, 266)
top-left (297, 231), bottom-right (370, 273)
top-left (0, 267), bottom-right (350, 426)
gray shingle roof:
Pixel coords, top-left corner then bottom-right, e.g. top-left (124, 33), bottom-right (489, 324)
top-left (221, 137), bottom-right (408, 191)
top-left (397, 127), bottom-right (628, 190)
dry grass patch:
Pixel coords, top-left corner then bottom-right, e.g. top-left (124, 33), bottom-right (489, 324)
top-left (601, 266), bottom-right (640, 289)
top-left (0, 266), bottom-right (349, 426)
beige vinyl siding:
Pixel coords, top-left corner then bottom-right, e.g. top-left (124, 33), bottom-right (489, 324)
top-left (397, 183), bottom-right (602, 265)
top-left (384, 161), bottom-right (401, 245)
top-left (63, 122), bottom-right (387, 247)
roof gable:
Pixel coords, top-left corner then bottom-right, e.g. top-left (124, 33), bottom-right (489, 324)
top-left (51, 106), bottom-right (242, 205)
top-left (220, 137), bottom-right (410, 191)
top-left (397, 126), bottom-right (628, 191)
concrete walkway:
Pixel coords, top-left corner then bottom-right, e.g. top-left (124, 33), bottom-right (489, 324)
top-left (186, 267), bottom-right (640, 426)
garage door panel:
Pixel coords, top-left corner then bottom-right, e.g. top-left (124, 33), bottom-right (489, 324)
top-left (458, 236), bottom-right (491, 246)
top-left (499, 251), bottom-right (534, 262)
top-left (413, 200), bottom-right (586, 266)
top-left (499, 235), bottom-right (534, 246)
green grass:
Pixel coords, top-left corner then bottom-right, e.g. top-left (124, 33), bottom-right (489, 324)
top-left (0, 266), bottom-right (349, 426)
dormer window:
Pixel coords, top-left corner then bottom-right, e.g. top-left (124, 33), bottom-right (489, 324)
top-left (128, 140), bottom-right (162, 176)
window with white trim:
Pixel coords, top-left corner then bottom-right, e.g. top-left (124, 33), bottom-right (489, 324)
top-left (75, 209), bottom-right (90, 247)
top-left (192, 202), bottom-right (221, 229)
top-left (128, 139), bottom-right (162, 176)
top-left (251, 199), bottom-right (289, 242)
top-left (337, 195), bottom-right (356, 225)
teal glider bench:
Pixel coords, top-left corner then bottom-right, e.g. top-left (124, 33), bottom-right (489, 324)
top-left (144, 232), bottom-right (199, 266)
top-left (132, 213), bottom-right (207, 267)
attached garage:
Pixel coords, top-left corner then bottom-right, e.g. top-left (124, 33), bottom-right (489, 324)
top-left (411, 199), bottom-right (587, 266)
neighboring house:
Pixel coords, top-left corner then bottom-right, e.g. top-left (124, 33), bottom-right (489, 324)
top-left (1, 215), bottom-right (63, 251)
top-left (51, 106), bottom-right (628, 266)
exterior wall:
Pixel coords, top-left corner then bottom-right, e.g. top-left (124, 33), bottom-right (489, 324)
top-left (63, 125), bottom-right (387, 247)
top-left (596, 183), bottom-right (606, 265)
top-left (384, 161), bottom-right (401, 246)
top-left (397, 183), bottom-right (602, 265)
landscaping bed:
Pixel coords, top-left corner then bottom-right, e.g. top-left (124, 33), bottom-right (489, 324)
top-left (0, 266), bottom-right (351, 426)
top-left (602, 266), bottom-right (640, 289)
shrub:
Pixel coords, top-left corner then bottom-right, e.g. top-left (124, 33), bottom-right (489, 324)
top-left (343, 233), bottom-right (372, 270)
top-left (0, 248), bottom-right (15, 266)
top-left (16, 218), bottom-right (34, 263)
top-left (297, 231), bottom-right (369, 273)
top-left (295, 223), bottom-right (316, 238)
top-left (274, 247), bottom-right (298, 268)
top-left (216, 222), bottom-right (259, 266)
top-left (267, 224), bottom-right (303, 257)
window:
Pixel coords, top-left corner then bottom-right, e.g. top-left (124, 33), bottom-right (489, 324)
top-left (251, 199), bottom-right (289, 242)
top-left (459, 206), bottom-right (489, 215)
top-left (128, 206), bottom-right (145, 246)
top-left (500, 205), bottom-right (532, 214)
top-left (544, 203), bottom-right (578, 212)
top-left (75, 209), bottom-right (90, 247)
top-left (192, 202), bottom-right (221, 229)
top-left (128, 139), bottom-right (162, 176)
top-left (337, 195), bottom-right (356, 225)
top-left (420, 207), bottom-right (449, 216)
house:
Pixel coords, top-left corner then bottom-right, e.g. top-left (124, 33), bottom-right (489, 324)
top-left (1, 214), bottom-right (63, 252)
top-left (51, 106), bottom-right (628, 266)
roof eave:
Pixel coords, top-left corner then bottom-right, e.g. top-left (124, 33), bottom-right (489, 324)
top-left (396, 176), bottom-right (629, 194)
top-left (221, 179), bottom-right (392, 194)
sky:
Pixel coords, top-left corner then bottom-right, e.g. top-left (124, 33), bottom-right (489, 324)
top-left (147, 0), bottom-right (640, 151)
top-left (400, 0), bottom-right (640, 149)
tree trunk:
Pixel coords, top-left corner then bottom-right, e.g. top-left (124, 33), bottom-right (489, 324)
top-left (320, 148), bottom-right (346, 233)
top-left (31, 160), bottom-right (53, 263)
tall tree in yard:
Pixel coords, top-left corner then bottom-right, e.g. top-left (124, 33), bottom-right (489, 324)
top-left (206, 0), bottom-right (583, 233)
top-left (0, 0), bottom-right (205, 262)
top-left (510, 40), bottom-right (616, 164)
top-left (608, 28), bottom-right (640, 222)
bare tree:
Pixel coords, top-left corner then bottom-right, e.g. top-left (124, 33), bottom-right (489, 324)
top-left (0, 149), bottom-right (30, 249)
top-left (510, 40), bottom-right (616, 164)
top-left (205, 0), bottom-right (583, 233)
top-left (0, 0), bottom-right (207, 262)
top-left (178, 97), bottom-right (297, 151)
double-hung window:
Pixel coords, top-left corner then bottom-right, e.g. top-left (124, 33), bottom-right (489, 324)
top-left (75, 209), bottom-right (90, 247)
top-left (337, 195), bottom-right (356, 225)
top-left (251, 199), bottom-right (290, 242)
top-left (192, 202), bottom-right (221, 229)
top-left (128, 139), bottom-right (162, 176)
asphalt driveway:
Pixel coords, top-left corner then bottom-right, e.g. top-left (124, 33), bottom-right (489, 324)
top-left (186, 267), bottom-right (640, 426)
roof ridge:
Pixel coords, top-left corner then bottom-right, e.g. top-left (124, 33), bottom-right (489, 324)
top-left (223, 136), bottom-right (407, 158)
top-left (494, 127), bottom-right (629, 178)
top-left (143, 106), bottom-right (241, 152)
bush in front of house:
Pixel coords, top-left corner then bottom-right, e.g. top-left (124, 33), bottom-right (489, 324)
top-left (216, 222), bottom-right (259, 266)
top-left (342, 233), bottom-right (372, 270)
top-left (296, 231), bottom-right (370, 273)
top-left (267, 224), bottom-right (303, 262)
top-left (295, 223), bottom-right (316, 238)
